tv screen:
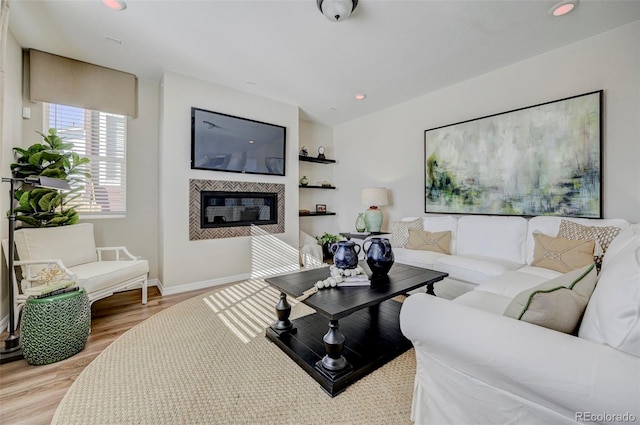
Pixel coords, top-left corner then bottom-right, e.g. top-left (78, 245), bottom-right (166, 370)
top-left (191, 107), bottom-right (286, 176)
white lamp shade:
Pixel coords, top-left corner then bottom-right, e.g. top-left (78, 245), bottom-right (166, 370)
top-left (361, 188), bottom-right (389, 207)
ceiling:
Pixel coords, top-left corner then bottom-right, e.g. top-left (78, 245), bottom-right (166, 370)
top-left (8, 0), bottom-right (640, 126)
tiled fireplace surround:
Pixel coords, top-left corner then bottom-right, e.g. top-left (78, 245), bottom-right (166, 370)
top-left (189, 179), bottom-right (285, 240)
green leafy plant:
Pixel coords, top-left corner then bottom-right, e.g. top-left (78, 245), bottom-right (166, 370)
top-left (10, 129), bottom-right (91, 227)
top-left (316, 232), bottom-right (342, 260)
top-left (316, 232), bottom-right (341, 245)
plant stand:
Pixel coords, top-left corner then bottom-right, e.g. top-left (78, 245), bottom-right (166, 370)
top-left (20, 289), bottom-right (90, 366)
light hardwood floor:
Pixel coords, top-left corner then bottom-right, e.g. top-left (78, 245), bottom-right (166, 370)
top-left (0, 287), bottom-right (211, 425)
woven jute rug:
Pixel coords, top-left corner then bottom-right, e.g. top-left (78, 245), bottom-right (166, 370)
top-left (52, 279), bottom-right (416, 424)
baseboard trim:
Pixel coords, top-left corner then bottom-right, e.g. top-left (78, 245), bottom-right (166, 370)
top-left (155, 273), bottom-right (251, 296)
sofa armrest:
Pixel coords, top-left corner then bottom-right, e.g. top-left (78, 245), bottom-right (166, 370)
top-left (400, 293), bottom-right (640, 421)
top-left (96, 246), bottom-right (139, 261)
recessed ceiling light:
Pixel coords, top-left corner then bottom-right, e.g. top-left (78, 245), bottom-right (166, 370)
top-left (328, 106), bottom-right (337, 110)
top-left (248, 140), bottom-right (255, 144)
top-left (102, 0), bottom-right (127, 11)
top-left (549, 0), bottom-right (577, 16)
top-left (354, 93), bottom-right (366, 101)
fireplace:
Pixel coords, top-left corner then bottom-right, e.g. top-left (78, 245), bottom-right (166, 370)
top-left (201, 191), bottom-right (277, 228)
top-left (189, 179), bottom-right (285, 240)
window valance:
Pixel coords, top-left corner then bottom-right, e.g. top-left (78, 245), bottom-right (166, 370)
top-left (27, 49), bottom-right (138, 117)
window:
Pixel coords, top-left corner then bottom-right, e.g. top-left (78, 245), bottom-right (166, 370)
top-left (44, 103), bottom-right (127, 216)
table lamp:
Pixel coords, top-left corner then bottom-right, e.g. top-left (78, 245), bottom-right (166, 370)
top-left (361, 188), bottom-right (388, 233)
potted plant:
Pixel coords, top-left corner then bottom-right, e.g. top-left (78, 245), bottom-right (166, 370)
top-left (10, 129), bottom-right (91, 227)
top-left (317, 232), bottom-right (342, 260)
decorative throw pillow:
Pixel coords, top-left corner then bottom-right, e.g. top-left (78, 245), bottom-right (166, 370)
top-left (504, 263), bottom-right (597, 334)
top-left (556, 219), bottom-right (621, 271)
top-left (389, 219), bottom-right (422, 248)
top-left (405, 229), bottom-right (452, 254)
top-left (531, 232), bottom-right (595, 273)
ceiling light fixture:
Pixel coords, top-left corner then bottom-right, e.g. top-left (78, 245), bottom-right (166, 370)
top-left (317, 0), bottom-right (358, 22)
top-left (549, 0), bottom-right (578, 16)
top-left (354, 93), bottom-right (366, 101)
top-left (102, 0), bottom-right (127, 11)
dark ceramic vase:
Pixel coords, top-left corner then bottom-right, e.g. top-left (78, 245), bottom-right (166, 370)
top-left (331, 240), bottom-right (361, 269)
top-left (363, 237), bottom-right (394, 276)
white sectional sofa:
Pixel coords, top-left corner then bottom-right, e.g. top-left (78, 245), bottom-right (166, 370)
top-left (392, 214), bottom-right (640, 424)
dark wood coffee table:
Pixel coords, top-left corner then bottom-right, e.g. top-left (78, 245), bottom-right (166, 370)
top-left (265, 262), bottom-right (447, 396)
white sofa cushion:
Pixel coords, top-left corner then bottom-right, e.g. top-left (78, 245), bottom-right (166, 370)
top-left (456, 216), bottom-right (527, 264)
top-left (435, 255), bottom-right (522, 285)
top-left (14, 223), bottom-right (98, 268)
top-left (393, 247), bottom-right (448, 270)
top-left (504, 264), bottom-right (597, 334)
top-left (579, 232), bottom-right (640, 357)
top-left (475, 269), bottom-right (560, 299)
top-left (525, 216), bottom-right (629, 265)
top-left (453, 290), bottom-right (513, 315)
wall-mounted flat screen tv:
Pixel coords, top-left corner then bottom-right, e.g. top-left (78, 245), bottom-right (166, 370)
top-left (191, 107), bottom-right (286, 176)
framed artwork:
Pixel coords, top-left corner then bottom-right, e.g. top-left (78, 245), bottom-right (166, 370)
top-left (424, 90), bottom-right (602, 218)
top-left (316, 204), bottom-right (327, 213)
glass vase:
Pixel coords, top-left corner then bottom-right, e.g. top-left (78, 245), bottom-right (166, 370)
top-left (355, 213), bottom-right (366, 232)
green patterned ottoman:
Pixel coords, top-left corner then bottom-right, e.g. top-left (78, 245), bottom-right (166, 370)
top-left (20, 289), bottom-right (91, 366)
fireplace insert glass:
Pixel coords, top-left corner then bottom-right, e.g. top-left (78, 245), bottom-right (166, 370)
top-left (200, 191), bottom-right (278, 228)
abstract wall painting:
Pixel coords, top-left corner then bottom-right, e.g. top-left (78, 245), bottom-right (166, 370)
top-left (424, 90), bottom-right (602, 218)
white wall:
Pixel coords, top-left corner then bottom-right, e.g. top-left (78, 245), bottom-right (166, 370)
top-left (84, 79), bottom-right (160, 280)
top-left (158, 71), bottom-right (299, 291)
top-left (334, 21), bottom-right (640, 229)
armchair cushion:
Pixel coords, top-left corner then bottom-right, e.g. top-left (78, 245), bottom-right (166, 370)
top-left (14, 223), bottom-right (97, 267)
top-left (70, 260), bottom-right (149, 294)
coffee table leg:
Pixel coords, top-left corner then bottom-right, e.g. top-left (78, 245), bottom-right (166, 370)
top-left (320, 320), bottom-right (349, 371)
top-left (426, 282), bottom-right (436, 296)
top-left (272, 292), bottom-right (293, 333)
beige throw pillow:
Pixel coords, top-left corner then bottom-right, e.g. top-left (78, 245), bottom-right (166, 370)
top-left (556, 219), bottom-right (621, 271)
top-left (389, 219), bottom-right (422, 248)
top-left (504, 264), bottom-right (597, 334)
top-left (405, 229), bottom-right (451, 254)
top-left (531, 232), bottom-right (595, 273)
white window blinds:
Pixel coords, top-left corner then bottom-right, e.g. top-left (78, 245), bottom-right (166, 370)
top-left (44, 103), bottom-right (127, 216)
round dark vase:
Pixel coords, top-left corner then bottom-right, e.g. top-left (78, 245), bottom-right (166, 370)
top-left (331, 240), bottom-right (361, 269)
top-left (363, 237), bottom-right (394, 276)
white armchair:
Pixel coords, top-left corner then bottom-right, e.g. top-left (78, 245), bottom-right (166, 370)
top-left (4, 223), bottom-right (148, 329)
top-left (299, 230), bottom-right (324, 268)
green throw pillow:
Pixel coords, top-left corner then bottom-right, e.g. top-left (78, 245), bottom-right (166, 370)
top-left (503, 264), bottom-right (597, 334)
